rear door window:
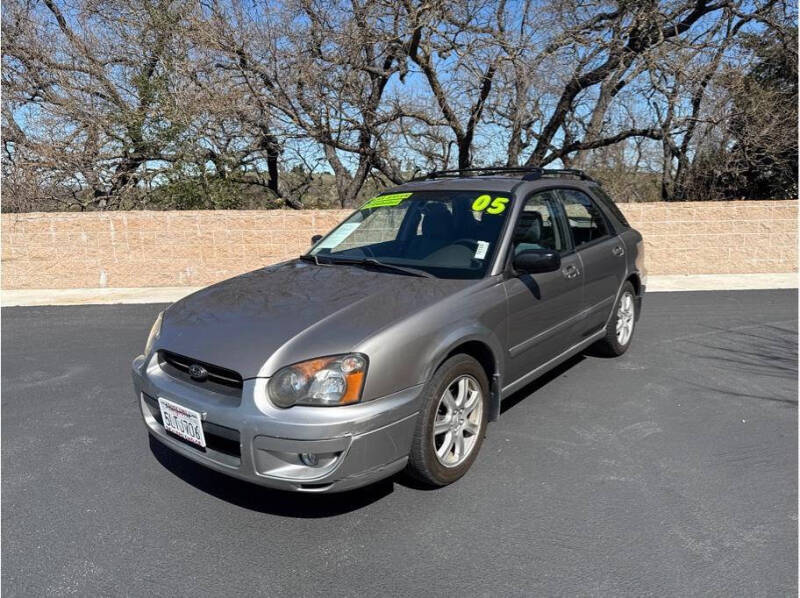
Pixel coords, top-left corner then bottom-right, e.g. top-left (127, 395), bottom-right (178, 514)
top-left (558, 189), bottom-right (611, 248)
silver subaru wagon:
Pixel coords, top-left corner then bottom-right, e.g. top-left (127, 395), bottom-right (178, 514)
top-left (132, 168), bottom-right (645, 492)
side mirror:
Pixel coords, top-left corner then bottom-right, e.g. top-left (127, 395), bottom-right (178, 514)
top-left (311, 234), bottom-right (323, 244)
top-left (513, 249), bottom-right (561, 274)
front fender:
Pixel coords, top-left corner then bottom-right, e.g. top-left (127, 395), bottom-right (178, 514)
top-left (419, 324), bottom-right (505, 390)
top-left (357, 279), bottom-right (508, 407)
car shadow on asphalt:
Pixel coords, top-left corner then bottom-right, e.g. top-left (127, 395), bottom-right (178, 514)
top-left (400, 352), bottom-right (590, 491)
top-left (499, 353), bottom-right (586, 415)
top-left (149, 435), bottom-right (394, 517)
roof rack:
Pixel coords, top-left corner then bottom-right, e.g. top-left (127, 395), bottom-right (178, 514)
top-left (413, 167), bottom-right (597, 183)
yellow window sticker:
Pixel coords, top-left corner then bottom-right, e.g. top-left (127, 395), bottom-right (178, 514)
top-left (486, 196), bottom-right (509, 214)
top-left (472, 195), bottom-right (509, 215)
top-left (361, 192), bottom-right (413, 210)
top-left (471, 194), bottom-right (492, 211)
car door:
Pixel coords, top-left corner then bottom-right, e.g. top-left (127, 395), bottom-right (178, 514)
top-left (556, 188), bottom-right (625, 337)
top-left (503, 190), bottom-right (584, 385)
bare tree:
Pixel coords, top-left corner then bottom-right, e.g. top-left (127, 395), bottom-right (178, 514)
top-left (399, 0), bottom-right (507, 170)
top-left (3, 0), bottom-right (209, 209)
top-left (518, 0), bottom-right (757, 167)
top-left (2, 0), bottom-right (795, 210)
top-left (200, 0), bottom-right (412, 207)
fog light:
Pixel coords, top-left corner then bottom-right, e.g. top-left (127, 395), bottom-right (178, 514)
top-left (299, 453), bottom-right (319, 466)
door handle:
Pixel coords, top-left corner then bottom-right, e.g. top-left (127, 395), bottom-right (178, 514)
top-left (562, 264), bottom-right (580, 279)
top-left (612, 245), bottom-right (625, 257)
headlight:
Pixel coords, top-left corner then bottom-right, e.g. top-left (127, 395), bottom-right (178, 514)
top-left (144, 311), bottom-right (164, 356)
top-left (268, 354), bottom-right (368, 408)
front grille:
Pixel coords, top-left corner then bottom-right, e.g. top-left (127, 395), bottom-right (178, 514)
top-left (158, 350), bottom-right (243, 397)
top-left (142, 392), bottom-right (241, 459)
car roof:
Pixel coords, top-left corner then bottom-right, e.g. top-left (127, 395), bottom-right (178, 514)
top-left (389, 175), bottom-right (597, 196)
top-left (389, 176), bottom-right (526, 194)
top-left (386, 168), bottom-right (600, 196)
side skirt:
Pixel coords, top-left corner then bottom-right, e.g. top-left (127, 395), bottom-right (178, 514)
top-left (499, 328), bottom-right (607, 400)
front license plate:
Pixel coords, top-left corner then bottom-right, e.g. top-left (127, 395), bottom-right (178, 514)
top-left (158, 397), bottom-right (206, 448)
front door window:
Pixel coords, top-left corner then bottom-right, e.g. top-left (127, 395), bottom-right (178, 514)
top-left (511, 191), bottom-right (566, 255)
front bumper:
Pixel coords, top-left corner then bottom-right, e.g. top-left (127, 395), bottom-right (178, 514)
top-left (132, 354), bottom-right (423, 493)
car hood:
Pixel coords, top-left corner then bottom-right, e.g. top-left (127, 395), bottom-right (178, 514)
top-left (158, 260), bottom-right (474, 378)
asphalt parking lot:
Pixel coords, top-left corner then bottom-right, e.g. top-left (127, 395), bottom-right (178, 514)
top-left (2, 290), bottom-right (797, 596)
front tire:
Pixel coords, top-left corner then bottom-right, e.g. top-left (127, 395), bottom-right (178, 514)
top-left (406, 354), bottom-right (489, 487)
top-left (594, 281), bottom-right (637, 356)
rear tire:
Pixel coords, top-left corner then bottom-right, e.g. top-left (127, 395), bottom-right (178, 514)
top-left (593, 281), bottom-right (637, 356)
top-left (406, 354), bottom-right (489, 487)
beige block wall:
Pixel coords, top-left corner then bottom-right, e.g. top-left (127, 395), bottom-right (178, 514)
top-left (625, 201), bottom-right (797, 275)
top-left (1, 201), bottom-right (796, 290)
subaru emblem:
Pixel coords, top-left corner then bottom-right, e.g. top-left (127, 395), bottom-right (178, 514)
top-left (188, 364), bottom-right (208, 381)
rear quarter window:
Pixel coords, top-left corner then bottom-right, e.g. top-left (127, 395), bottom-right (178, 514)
top-left (591, 187), bottom-right (630, 228)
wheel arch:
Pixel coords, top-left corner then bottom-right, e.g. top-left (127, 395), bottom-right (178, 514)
top-left (439, 339), bottom-right (503, 423)
top-left (626, 272), bottom-right (642, 296)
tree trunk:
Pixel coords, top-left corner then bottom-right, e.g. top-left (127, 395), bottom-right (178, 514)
top-left (457, 138), bottom-right (471, 170)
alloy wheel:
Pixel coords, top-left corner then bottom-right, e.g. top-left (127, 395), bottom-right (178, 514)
top-left (616, 291), bottom-right (635, 346)
top-left (432, 375), bottom-right (483, 468)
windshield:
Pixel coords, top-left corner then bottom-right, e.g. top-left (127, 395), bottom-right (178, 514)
top-left (309, 190), bottom-right (512, 279)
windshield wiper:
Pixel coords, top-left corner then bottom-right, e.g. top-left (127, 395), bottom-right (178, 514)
top-left (358, 258), bottom-right (434, 278)
top-left (325, 256), bottom-right (434, 278)
top-left (301, 254), bottom-right (433, 278)
top-left (299, 253), bottom-right (329, 266)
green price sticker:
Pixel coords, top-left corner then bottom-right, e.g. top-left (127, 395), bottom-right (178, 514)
top-left (361, 192), bottom-right (413, 210)
top-left (472, 195), bottom-right (509, 215)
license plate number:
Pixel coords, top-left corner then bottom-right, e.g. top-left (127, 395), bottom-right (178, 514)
top-left (158, 398), bottom-right (206, 448)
